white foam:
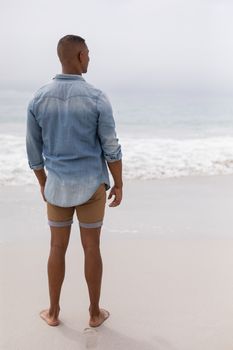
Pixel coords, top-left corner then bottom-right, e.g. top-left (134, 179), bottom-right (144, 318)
top-left (121, 136), bottom-right (233, 179)
top-left (1, 134), bottom-right (233, 185)
top-left (0, 135), bottom-right (36, 186)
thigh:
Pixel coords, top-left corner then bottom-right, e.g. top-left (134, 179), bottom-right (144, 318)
top-left (47, 202), bottom-right (75, 227)
top-left (47, 202), bottom-right (75, 250)
top-left (76, 184), bottom-right (106, 229)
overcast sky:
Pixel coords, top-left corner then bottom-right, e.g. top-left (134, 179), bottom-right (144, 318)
top-left (1, 0), bottom-right (233, 94)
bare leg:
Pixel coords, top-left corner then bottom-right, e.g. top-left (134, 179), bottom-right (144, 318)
top-left (40, 225), bottom-right (71, 326)
top-left (80, 226), bottom-right (110, 327)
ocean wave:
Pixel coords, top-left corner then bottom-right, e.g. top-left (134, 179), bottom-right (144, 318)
top-left (0, 135), bottom-right (35, 186)
top-left (1, 134), bottom-right (233, 185)
top-left (122, 137), bottom-right (233, 179)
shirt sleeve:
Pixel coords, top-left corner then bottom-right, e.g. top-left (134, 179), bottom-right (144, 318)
top-left (26, 100), bottom-right (44, 170)
top-left (97, 92), bottom-right (122, 162)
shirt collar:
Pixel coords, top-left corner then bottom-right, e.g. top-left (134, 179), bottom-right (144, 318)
top-left (54, 74), bottom-right (85, 81)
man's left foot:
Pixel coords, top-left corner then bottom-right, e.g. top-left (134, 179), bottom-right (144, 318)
top-left (39, 309), bottom-right (60, 326)
top-left (89, 309), bottom-right (110, 327)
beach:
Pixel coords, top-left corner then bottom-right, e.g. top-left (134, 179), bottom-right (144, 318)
top-left (2, 0), bottom-right (233, 348)
top-left (1, 176), bottom-right (233, 349)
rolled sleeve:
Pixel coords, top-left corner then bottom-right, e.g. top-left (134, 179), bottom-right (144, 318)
top-left (26, 101), bottom-right (44, 170)
top-left (97, 92), bottom-right (122, 163)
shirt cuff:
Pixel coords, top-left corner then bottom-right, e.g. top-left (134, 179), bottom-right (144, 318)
top-left (28, 161), bottom-right (44, 170)
top-left (104, 149), bottom-right (122, 162)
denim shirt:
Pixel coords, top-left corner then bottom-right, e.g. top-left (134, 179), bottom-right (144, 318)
top-left (26, 74), bottom-right (122, 207)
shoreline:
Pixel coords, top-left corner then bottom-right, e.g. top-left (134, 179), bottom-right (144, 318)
top-left (1, 175), bottom-right (233, 243)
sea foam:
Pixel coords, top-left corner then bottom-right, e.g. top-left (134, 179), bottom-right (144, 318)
top-left (1, 134), bottom-right (233, 185)
top-left (122, 136), bottom-right (233, 179)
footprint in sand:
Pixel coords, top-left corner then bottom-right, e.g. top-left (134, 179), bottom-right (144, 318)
top-left (83, 327), bottom-right (101, 349)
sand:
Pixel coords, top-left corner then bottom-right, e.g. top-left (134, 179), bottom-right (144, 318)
top-left (1, 176), bottom-right (233, 349)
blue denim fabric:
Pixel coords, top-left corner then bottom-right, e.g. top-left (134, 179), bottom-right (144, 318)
top-left (26, 74), bottom-right (122, 207)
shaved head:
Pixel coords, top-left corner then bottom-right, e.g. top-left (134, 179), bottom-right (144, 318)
top-left (57, 35), bottom-right (86, 65)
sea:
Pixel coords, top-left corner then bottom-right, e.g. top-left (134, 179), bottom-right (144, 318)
top-left (1, 88), bottom-right (233, 186)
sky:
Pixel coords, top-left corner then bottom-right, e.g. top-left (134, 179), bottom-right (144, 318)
top-left (1, 0), bottom-right (233, 95)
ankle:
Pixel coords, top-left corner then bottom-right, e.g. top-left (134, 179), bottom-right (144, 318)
top-left (49, 305), bottom-right (60, 318)
top-left (89, 305), bottom-right (100, 317)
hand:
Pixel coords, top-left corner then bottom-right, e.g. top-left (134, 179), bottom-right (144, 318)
top-left (40, 185), bottom-right (47, 202)
top-left (108, 186), bottom-right (122, 207)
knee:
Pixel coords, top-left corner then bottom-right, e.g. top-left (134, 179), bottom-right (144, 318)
top-left (50, 243), bottom-right (67, 255)
top-left (83, 242), bottom-right (100, 254)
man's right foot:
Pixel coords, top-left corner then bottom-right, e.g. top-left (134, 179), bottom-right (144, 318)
top-left (39, 309), bottom-right (60, 326)
top-left (89, 308), bottom-right (110, 327)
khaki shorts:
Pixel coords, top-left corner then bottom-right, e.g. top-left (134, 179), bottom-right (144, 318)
top-left (47, 184), bottom-right (106, 229)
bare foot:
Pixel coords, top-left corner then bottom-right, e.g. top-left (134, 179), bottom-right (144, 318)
top-left (89, 309), bottom-right (110, 327)
top-left (39, 309), bottom-right (60, 326)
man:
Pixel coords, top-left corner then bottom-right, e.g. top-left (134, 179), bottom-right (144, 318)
top-left (26, 35), bottom-right (123, 328)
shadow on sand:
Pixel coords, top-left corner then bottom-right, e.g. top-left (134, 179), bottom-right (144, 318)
top-left (58, 323), bottom-right (178, 350)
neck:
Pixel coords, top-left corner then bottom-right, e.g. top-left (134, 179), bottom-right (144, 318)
top-left (62, 66), bottom-right (82, 75)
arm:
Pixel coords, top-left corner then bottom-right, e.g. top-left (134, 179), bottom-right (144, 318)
top-left (26, 101), bottom-right (47, 201)
top-left (97, 93), bottom-right (123, 207)
top-left (107, 160), bottom-right (123, 207)
top-left (33, 168), bottom-right (47, 201)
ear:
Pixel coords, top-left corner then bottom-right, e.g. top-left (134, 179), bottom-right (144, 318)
top-left (78, 51), bottom-right (83, 62)
top-left (77, 52), bottom-right (82, 62)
